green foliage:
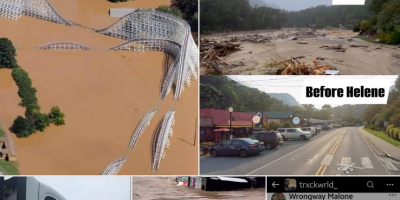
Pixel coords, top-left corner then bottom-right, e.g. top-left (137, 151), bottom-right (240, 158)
top-left (48, 106), bottom-right (65, 126)
top-left (0, 38), bottom-right (17, 68)
top-left (11, 68), bottom-right (38, 108)
top-left (3, 37), bottom-right (66, 137)
top-left (172, 0), bottom-right (198, 31)
top-left (370, 0), bottom-right (390, 13)
top-left (364, 127), bottom-right (400, 146)
top-left (394, 127), bottom-right (400, 140)
top-left (377, 30), bottom-right (400, 44)
top-left (11, 116), bottom-right (30, 138)
top-left (200, 83), bottom-right (224, 109)
top-left (268, 121), bottom-right (280, 131)
top-left (353, 24), bottom-right (361, 32)
top-left (281, 121), bottom-right (292, 128)
top-left (156, 5), bottom-right (183, 18)
top-left (285, 4), bottom-right (372, 29)
top-left (33, 113), bottom-right (50, 132)
top-left (386, 124), bottom-right (394, 137)
top-left (360, 20), bottom-right (370, 32)
top-left (377, 0), bottom-right (400, 32)
top-left (200, 76), bottom-right (297, 112)
top-left (200, 0), bottom-right (287, 32)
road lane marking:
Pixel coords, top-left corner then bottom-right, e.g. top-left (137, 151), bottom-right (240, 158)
top-left (320, 155), bottom-right (334, 165)
top-left (307, 154), bottom-right (319, 164)
top-left (361, 157), bottom-right (374, 169)
top-left (315, 129), bottom-right (346, 175)
top-left (381, 159), bottom-right (399, 171)
top-left (357, 128), bottom-right (391, 175)
top-left (246, 129), bottom-right (343, 175)
top-left (341, 157), bottom-right (351, 166)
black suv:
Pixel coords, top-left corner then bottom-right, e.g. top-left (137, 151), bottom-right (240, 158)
top-left (250, 131), bottom-right (283, 150)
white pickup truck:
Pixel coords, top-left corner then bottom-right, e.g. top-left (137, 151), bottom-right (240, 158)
top-left (276, 128), bottom-right (312, 140)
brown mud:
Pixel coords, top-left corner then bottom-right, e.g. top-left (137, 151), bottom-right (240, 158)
top-left (132, 177), bottom-right (265, 200)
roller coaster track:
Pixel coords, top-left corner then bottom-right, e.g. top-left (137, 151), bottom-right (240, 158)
top-left (0, 0), bottom-right (71, 25)
top-left (35, 42), bottom-right (92, 50)
top-left (1, 0), bottom-right (198, 175)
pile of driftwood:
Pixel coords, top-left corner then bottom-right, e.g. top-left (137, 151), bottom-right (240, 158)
top-left (240, 34), bottom-right (270, 43)
top-left (200, 38), bottom-right (242, 74)
top-left (266, 57), bottom-right (333, 75)
top-left (320, 45), bottom-right (347, 52)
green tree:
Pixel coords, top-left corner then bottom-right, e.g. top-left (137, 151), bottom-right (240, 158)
top-left (0, 38), bottom-right (17, 68)
top-left (34, 113), bottom-right (50, 132)
top-left (48, 106), bottom-right (65, 126)
top-left (370, 0), bottom-right (390, 13)
top-left (11, 116), bottom-right (30, 137)
top-left (156, 5), bottom-right (183, 18)
top-left (377, 0), bottom-right (400, 31)
top-left (268, 121), bottom-right (280, 131)
top-left (200, 83), bottom-right (224, 109)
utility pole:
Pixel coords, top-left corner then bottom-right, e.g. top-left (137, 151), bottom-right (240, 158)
top-left (307, 105), bottom-right (310, 127)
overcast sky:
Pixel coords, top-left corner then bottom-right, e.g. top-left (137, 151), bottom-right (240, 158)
top-left (227, 75), bottom-right (397, 109)
top-left (5, 176), bottom-right (131, 200)
top-left (255, 0), bottom-right (335, 11)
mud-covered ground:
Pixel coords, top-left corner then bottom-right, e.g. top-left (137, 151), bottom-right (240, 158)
top-left (201, 28), bottom-right (400, 75)
top-left (132, 177), bottom-right (265, 200)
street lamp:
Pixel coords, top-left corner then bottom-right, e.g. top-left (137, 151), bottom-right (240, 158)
top-left (229, 107), bottom-right (233, 140)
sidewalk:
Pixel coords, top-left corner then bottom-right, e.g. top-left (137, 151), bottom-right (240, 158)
top-left (359, 128), bottom-right (400, 161)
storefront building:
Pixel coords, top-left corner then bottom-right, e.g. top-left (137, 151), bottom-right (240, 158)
top-left (200, 108), bottom-right (267, 143)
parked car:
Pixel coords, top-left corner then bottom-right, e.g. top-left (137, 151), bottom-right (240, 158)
top-left (334, 124), bottom-right (342, 128)
top-left (276, 128), bottom-right (312, 140)
top-left (314, 126), bottom-right (321, 133)
top-left (209, 138), bottom-right (264, 158)
top-left (328, 125), bottom-right (334, 129)
top-left (301, 127), bottom-right (316, 135)
top-left (250, 131), bottom-right (284, 150)
top-left (322, 125), bottom-right (330, 130)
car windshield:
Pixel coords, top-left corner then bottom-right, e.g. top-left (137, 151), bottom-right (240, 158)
top-left (249, 134), bottom-right (256, 139)
top-left (296, 128), bottom-right (302, 132)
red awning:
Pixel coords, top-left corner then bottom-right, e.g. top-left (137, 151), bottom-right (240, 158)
top-left (214, 128), bottom-right (230, 132)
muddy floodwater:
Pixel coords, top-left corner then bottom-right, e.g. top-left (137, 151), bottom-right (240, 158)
top-left (0, 0), bottom-right (198, 175)
top-left (132, 177), bottom-right (266, 200)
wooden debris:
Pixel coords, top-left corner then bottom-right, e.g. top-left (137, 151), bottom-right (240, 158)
top-left (265, 57), bottom-right (335, 75)
top-left (350, 45), bottom-right (369, 48)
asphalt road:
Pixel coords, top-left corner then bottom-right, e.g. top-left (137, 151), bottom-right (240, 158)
top-left (200, 127), bottom-right (400, 175)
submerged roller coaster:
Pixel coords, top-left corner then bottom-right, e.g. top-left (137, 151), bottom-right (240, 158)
top-left (1, 0), bottom-right (198, 175)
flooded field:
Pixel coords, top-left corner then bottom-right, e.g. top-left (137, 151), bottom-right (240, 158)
top-left (132, 177), bottom-right (265, 200)
top-left (0, 0), bottom-right (198, 175)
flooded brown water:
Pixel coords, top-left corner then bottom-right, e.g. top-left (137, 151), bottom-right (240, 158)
top-left (0, 0), bottom-right (198, 175)
top-left (132, 177), bottom-right (266, 200)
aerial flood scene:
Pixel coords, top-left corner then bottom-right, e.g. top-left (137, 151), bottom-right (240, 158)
top-left (132, 177), bottom-right (265, 200)
top-left (200, 0), bottom-right (400, 75)
top-left (0, 0), bottom-right (199, 175)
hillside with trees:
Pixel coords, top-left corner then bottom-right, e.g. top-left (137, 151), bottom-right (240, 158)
top-left (364, 76), bottom-right (400, 142)
top-left (200, 0), bottom-right (287, 33)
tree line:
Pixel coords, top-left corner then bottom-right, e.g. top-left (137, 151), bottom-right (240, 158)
top-left (353, 0), bottom-right (400, 44)
top-left (200, 75), bottom-right (364, 125)
top-left (364, 76), bottom-right (400, 141)
top-left (0, 38), bottom-right (65, 138)
top-left (200, 0), bottom-right (287, 33)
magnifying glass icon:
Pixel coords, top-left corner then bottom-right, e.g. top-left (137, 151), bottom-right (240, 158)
top-left (367, 181), bottom-right (374, 188)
